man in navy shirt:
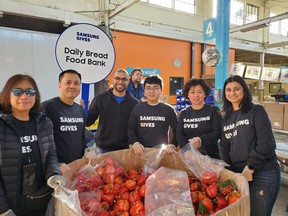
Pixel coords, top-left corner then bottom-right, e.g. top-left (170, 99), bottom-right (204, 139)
top-left (128, 75), bottom-right (178, 154)
top-left (42, 70), bottom-right (86, 176)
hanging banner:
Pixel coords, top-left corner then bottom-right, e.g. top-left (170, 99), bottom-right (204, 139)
top-left (55, 23), bottom-right (115, 84)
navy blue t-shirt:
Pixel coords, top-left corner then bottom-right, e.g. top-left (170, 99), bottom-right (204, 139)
top-left (13, 118), bottom-right (45, 190)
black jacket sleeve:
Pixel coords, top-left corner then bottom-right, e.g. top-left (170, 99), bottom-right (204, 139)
top-left (220, 118), bottom-right (233, 167)
top-left (169, 107), bottom-right (178, 146)
top-left (0, 121), bottom-right (10, 214)
top-left (0, 179), bottom-right (10, 214)
top-left (86, 96), bottom-right (100, 127)
top-left (127, 107), bottom-right (139, 145)
top-left (247, 105), bottom-right (277, 170)
top-left (42, 117), bottom-right (61, 179)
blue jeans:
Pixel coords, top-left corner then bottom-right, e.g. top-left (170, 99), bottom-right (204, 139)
top-left (249, 169), bottom-right (281, 216)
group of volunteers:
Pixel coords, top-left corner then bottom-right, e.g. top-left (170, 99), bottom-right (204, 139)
top-left (0, 67), bottom-right (280, 216)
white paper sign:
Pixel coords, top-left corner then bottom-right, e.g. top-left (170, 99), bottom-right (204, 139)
top-left (261, 67), bottom-right (280, 82)
top-left (244, 66), bottom-right (261, 80)
top-left (55, 23), bottom-right (115, 84)
top-left (230, 63), bottom-right (246, 76)
top-left (279, 67), bottom-right (288, 83)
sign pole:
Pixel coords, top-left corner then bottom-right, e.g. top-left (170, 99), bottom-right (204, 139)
top-left (215, 0), bottom-right (230, 107)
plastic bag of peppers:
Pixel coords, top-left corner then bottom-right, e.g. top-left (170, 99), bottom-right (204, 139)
top-left (54, 148), bottom-right (249, 216)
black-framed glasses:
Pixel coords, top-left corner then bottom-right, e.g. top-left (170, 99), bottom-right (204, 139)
top-left (11, 88), bottom-right (37, 97)
top-left (114, 77), bottom-right (128, 82)
top-left (145, 87), bottom-right (161, 92)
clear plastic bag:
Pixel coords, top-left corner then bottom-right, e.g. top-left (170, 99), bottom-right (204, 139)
top-left (140, 144), bottom-right (168, 175)
top-left (78, 191), bottom-right (102, 216)
top-left (93, 154), bottom-right (127, 178)
top-left (84, 145), bottom-right (102, 161)
top-left (47, 187), bottom-right (84, 216)
top-left (179, 142), bottom-right (228, 182)
top-left (68, 162), bottom-right (103, 193)
top-left (145, 167), bottom-right (195, 216)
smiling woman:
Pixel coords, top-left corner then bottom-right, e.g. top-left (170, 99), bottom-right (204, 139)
top-left (220, 75), bottom-right (281, 216)
top-left (0, 75), bottom-right (41, 121)
top-left (176, 78), bottom-right (221, 159)
top-left (0, 74), bottom-right (61, 216)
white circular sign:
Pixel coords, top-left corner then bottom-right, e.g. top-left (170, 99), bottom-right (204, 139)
top-left (55, 23), bottom-right (115, 84)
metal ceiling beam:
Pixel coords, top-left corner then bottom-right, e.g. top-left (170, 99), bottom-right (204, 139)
top-left (109, 0), bottom-right (140, 19)
top-left (230, 12), bottom-right (288, 33)
top-left (264, 41), bottom-right (288, 49)
top-left (265, 0), bottom-right (288, 7)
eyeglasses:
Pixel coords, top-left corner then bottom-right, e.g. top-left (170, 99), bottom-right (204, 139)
top-left (114, 77), bottom-right (128, 82)
top-left (145, 87), bottom-right (161, 92)
top-left (11, 88), bottom-right (37, 97)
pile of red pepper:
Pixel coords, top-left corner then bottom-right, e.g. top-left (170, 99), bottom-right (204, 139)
top-left (71, 156), bottom-right (147, 216)
top-left (190, 171), bottom-right (241, 216)
top-left (70, 157), bottom-right (241, 216)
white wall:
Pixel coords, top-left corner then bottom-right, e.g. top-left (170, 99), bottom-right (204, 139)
top-left (0, 27), bottom-right (95, 102)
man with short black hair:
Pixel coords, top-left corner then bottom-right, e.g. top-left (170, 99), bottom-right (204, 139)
top-left (128, 74), bottom-right (178, 155)
top-left (42, 69), bottom-right (86, 176)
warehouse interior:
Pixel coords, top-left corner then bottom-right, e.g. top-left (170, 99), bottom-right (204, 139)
top-left (0, 0), bottom-right (288, 215)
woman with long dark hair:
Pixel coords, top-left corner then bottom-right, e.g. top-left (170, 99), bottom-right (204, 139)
top-left (220, 75), bottom-right (280, 216)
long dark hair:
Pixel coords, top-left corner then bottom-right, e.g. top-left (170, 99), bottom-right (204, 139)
top-left (0, 74), bottom-right (42, 114)
top-left (222, 75), bottom-right (252, 119)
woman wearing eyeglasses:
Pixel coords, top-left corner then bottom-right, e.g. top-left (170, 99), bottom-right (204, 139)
top-left (176, 78), bottom-right (221, 159)
top-left (0, 74), bottom-right (61, 216)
